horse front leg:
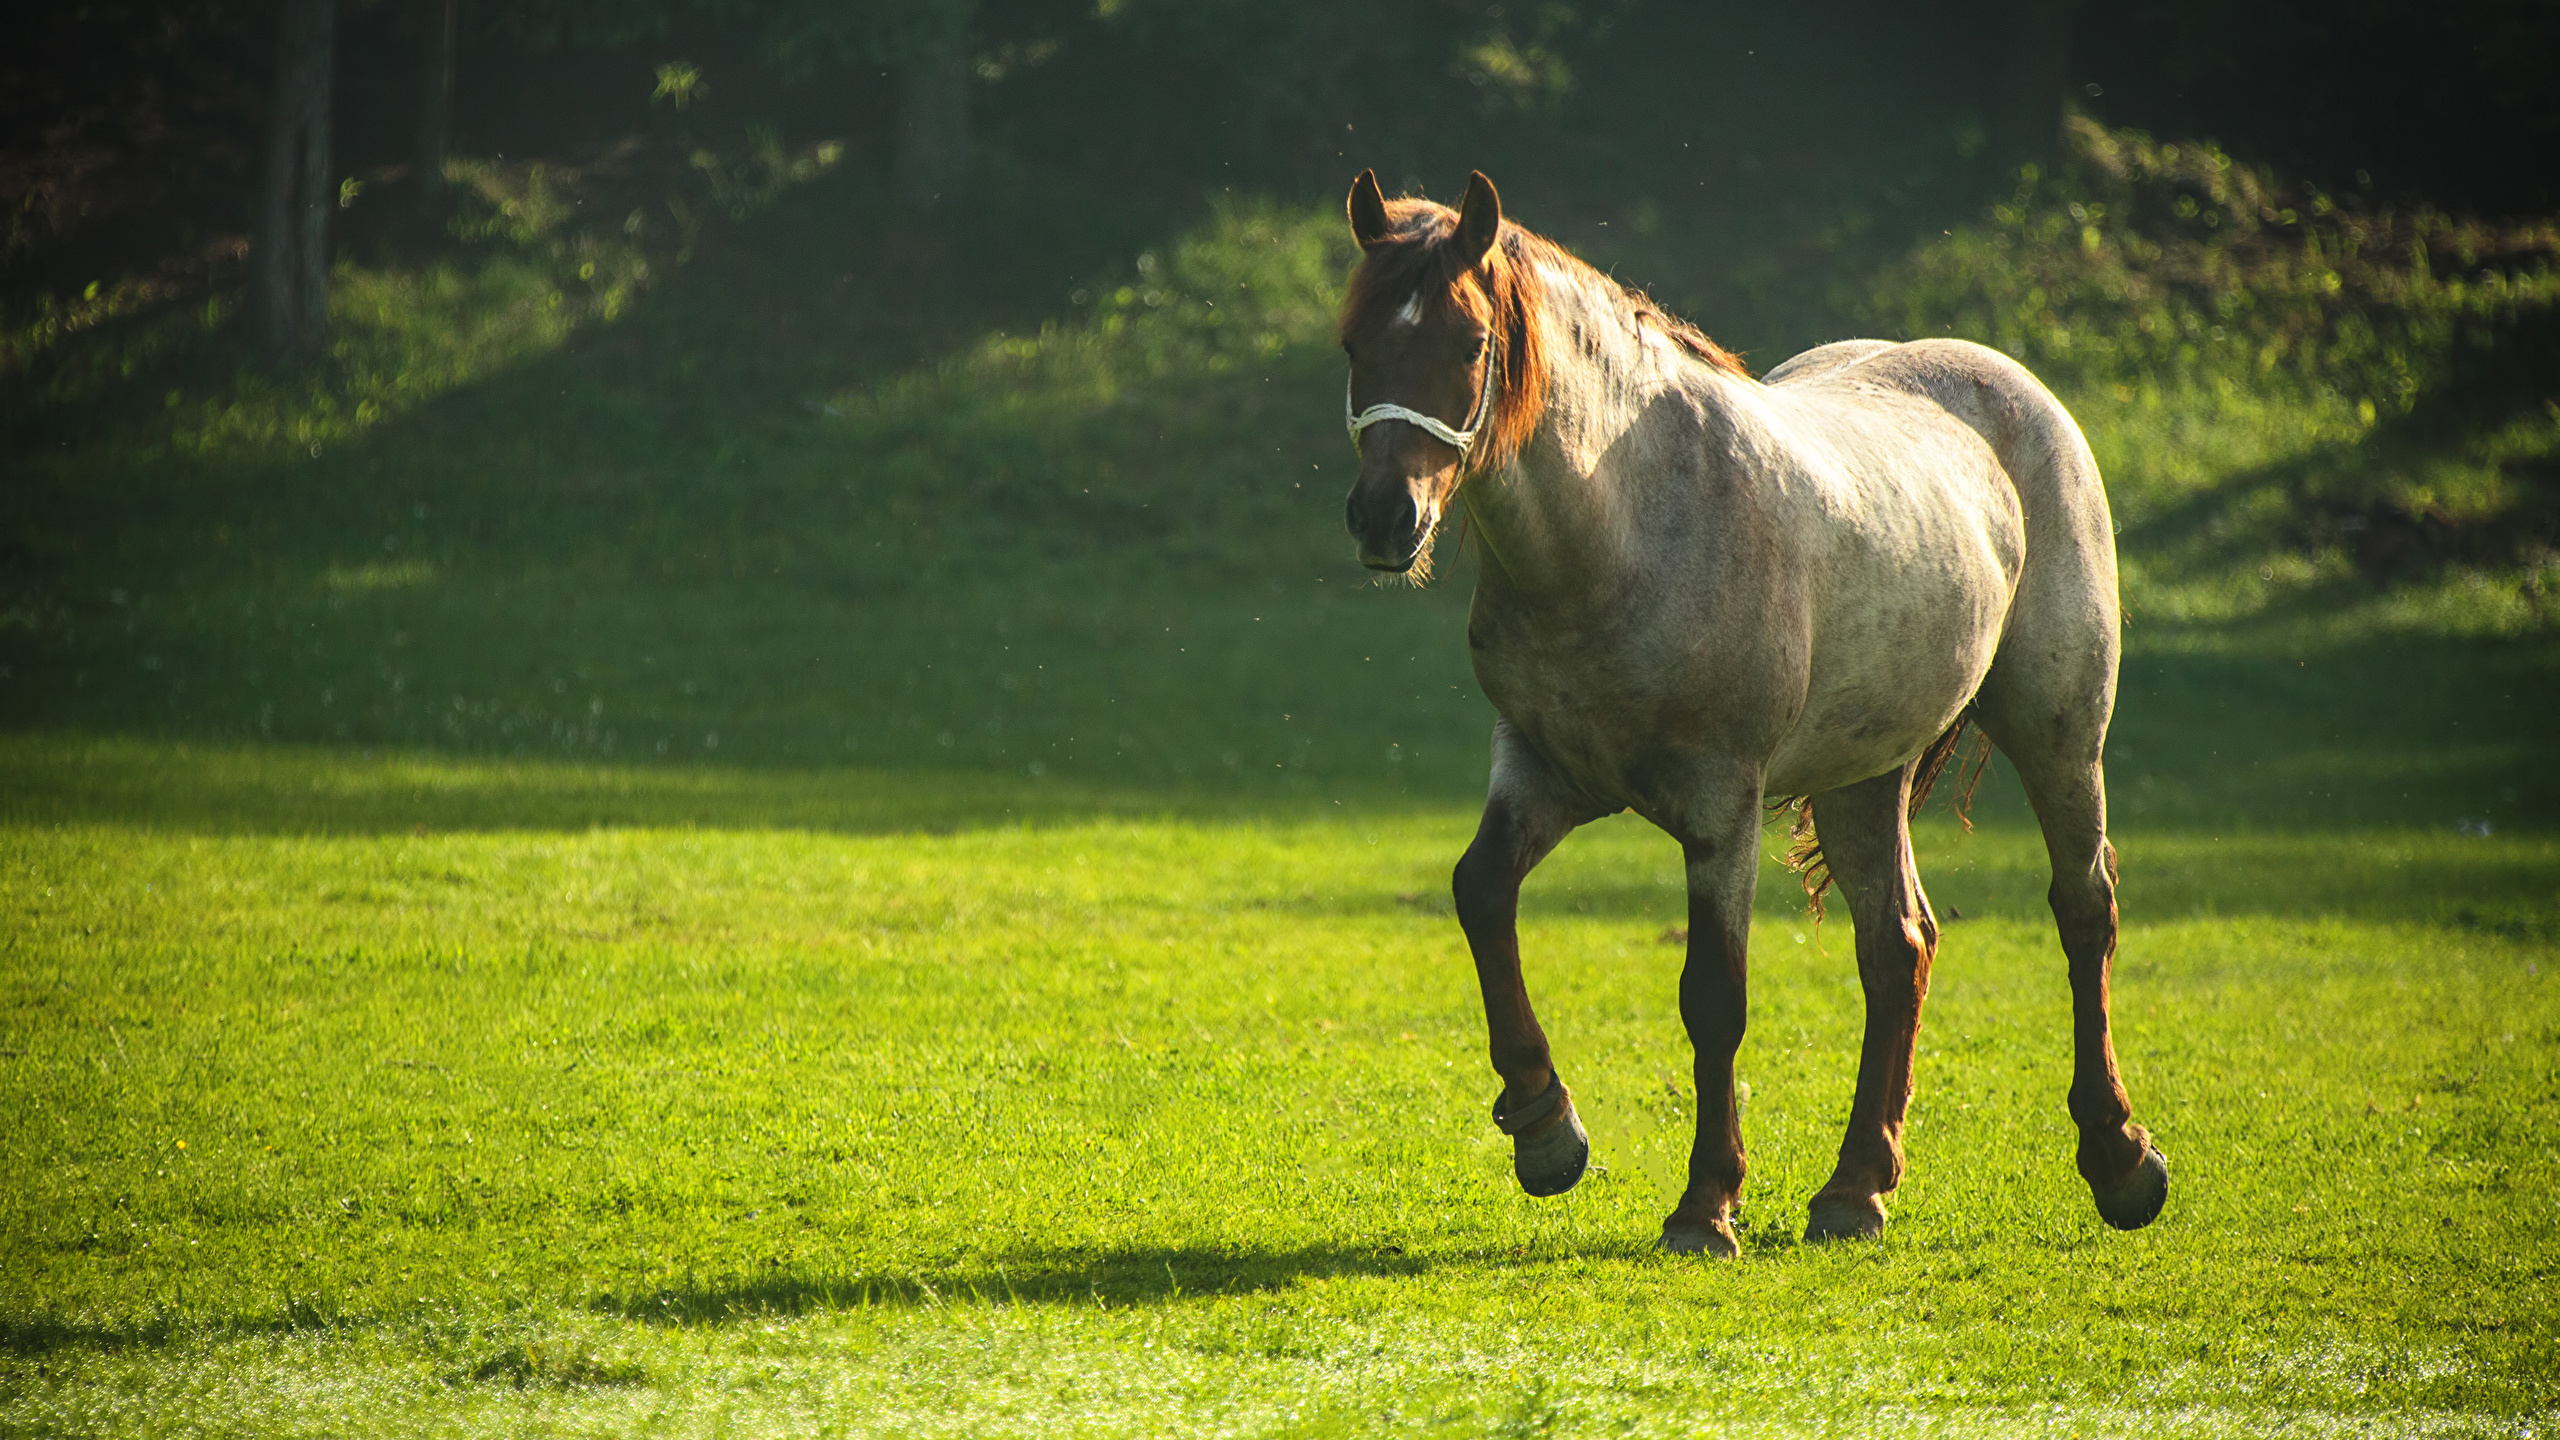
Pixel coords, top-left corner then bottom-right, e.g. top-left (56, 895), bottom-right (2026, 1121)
top-left (1660, 783), bottom-right (1764, 1258)
top-left (1452, 723), bottom-right (1604, 1196)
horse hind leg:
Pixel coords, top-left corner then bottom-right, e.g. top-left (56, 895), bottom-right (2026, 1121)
top-left (1975, 702), bottom-right (2169, 1231)
top-left (1799, 763), bottom-right (1938, 1241)
top-left (1964, 355), bottom-right (2167, 1230)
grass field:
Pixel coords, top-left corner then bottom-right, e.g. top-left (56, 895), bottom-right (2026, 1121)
top-left (2, 739), bottom-right (2555, 1436)
top-left (5, 127), bottom-right (2559, 1434)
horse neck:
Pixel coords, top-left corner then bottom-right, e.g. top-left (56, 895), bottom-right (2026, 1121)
top-left (1462, 263), bottom-right (1696, 591)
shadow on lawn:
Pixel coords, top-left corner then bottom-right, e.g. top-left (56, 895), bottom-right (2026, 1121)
top-left (6, 727), bottom-right (2557, 932)
top-left (0, 1243), bottom-right (1562, 1356)
top-left (0, 1249), bottom-right (1467, 1354)
top-left (11, 612), bottom-right (2560, 839)
top-left (1510, 830), bottom-right (2560, 933)
top-left (0, 1291), bottom-right (375, 1358)
top-left (0, 732), bottom-right (1201, 837)
top-left (585, 1241), bottom-right (1461, 1326)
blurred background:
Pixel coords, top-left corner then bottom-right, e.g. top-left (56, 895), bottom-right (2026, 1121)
top-left (3, 0), bottom-right (2555, 832)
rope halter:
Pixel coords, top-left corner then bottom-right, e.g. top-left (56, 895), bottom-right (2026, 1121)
top-left (1345, 336), bottom-right (1501, 462)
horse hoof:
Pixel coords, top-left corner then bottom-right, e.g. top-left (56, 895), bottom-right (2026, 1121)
top-left (1804, 1193), bottom-right (1887, 1242)
top-left (2091, 1146), bottom-right (2169, 1231)
top-left (1659, 1215), bottom-right (1740, 1258)
top-left (1493, 1074), bottom-right (1589, 1197)
top-left (1517, 1118), bottom-right (1589, 1196)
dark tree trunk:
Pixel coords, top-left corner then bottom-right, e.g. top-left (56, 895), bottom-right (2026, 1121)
top-left (254, 0), bottom-right (334, 359)
top-left (297, 2), bottom-right (332, 336)
top-left (895, 9), bottom-right (971, 210)
top-left (1993, 0), bottom-right (2069, 171)
top-left (417, 0), bottom-right (456, 222)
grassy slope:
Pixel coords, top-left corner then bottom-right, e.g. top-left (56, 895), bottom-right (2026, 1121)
top-left (3, 130), bottom-right (2558, 1434)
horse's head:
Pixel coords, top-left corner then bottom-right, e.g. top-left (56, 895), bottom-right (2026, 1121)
top-left (1337, 169), bottom-right (1522, 576)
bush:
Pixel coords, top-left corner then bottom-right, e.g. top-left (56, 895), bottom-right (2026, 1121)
top-left (1853, 118), bottom-right (2560, 607)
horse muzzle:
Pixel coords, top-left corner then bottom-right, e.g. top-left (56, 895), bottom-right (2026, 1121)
top-left (1345, 476), bottom-right (1444, 573)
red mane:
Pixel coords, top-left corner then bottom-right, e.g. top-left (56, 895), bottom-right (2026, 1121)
top-left (1338, 195), bottom-right (1747, 472)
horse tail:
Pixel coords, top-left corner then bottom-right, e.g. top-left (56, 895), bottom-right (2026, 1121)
top-left (1780, 710), bottom-right (1997, 922)
top-left (1781, 798), bottom-right (1832, 922)
top-left (1908, 709), bottom-right (1994, 832)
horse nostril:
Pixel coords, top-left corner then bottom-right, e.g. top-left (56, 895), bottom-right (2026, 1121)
top-left (1387, 492), bottom-right (1418, 535)
top-left (1346, 479), bottom-right (1422, 549)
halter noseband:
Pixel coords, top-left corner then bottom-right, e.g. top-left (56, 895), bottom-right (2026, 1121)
top-left (1345, 338), bottom-right (1501, 461)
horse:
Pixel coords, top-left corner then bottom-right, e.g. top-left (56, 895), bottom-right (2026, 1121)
top-left (1336, 169), bottom-right (2168, 1256)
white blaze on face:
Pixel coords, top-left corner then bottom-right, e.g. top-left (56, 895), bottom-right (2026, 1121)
top-left (1393, 292), bottom-right (1425, 328)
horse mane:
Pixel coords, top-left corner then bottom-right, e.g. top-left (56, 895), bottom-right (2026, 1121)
top-left (1339, 196), bottom-right (1748, 473)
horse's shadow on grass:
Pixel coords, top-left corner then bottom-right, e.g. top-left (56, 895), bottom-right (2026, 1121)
top-left (0, 1246), bottom-right (1446, 1356)
top-left (0, 1292), bottom-right (372, 1357)
top-left (585, 1241), bottom-right (1463, 1327)
top-left (3, 1235), bottom-right (1706, 1359)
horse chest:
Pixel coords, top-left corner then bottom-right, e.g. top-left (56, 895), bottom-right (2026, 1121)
top-left (1468, 602), bottom-right (1703, 804)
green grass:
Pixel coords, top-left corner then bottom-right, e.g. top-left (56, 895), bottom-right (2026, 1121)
top-left (5, 121), bottom-right (2560, 1433)
top-left (2, 744), bottom-right (2556, 1435)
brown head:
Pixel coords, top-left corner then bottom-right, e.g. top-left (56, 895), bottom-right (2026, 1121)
top-left (1336, 170), bottom-right (1748, 575)
top-left (1337, 169), bottom-right (1548, 575)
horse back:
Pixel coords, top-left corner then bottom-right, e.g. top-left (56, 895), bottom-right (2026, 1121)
top-left (1802, 338), bottom-right (2115, 570)
top-left (1762, 337), bottom-right (2121, 772)
top-left (1723, 338), bottom-right (2113, 794)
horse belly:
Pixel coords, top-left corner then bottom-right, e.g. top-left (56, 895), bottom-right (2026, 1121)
top-left (1763, 570), bottom-right (2007, 797)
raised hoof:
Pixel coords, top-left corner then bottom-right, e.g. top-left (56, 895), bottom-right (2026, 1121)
top-left (1514, 1117), bottom-right (1589, 1197)
top-left (1659, 1215), bottom-right (1740, 1258)
top-left (2091, 1146), bottom-right (2169, 1231)
top-left (1804, 1192), bottom-right (1888, 1242)
top-left (1492, 1074), bottom-right (1589, 1197)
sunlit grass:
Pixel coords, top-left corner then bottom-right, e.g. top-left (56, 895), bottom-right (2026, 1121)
top-left (1, 743), bottom-right (2554, 1435)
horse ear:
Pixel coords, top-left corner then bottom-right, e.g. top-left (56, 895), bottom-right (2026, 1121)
top-left (1454, 171), bottom-right (1502, 270)
top-left (1347, 170), bottom-right (1392, 251)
